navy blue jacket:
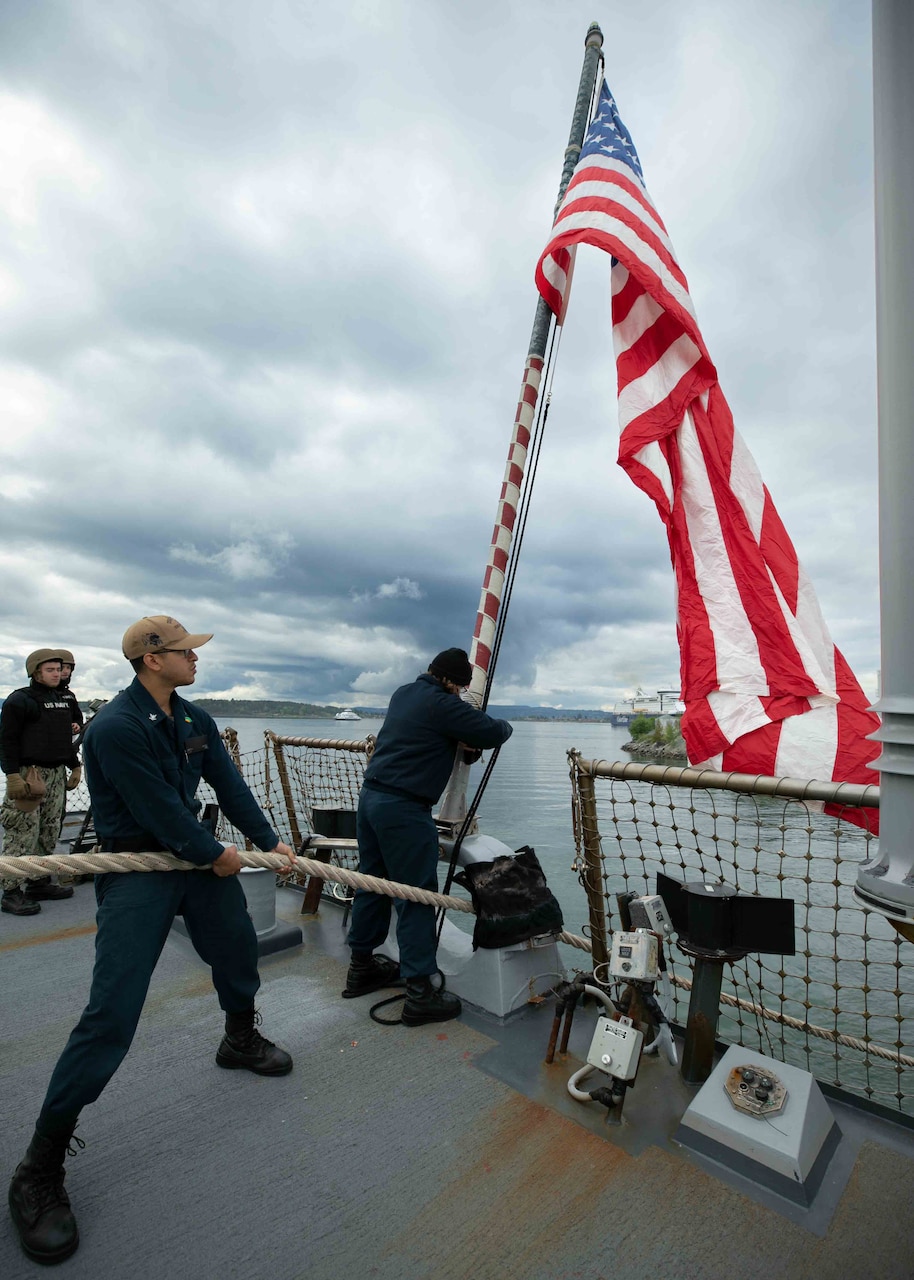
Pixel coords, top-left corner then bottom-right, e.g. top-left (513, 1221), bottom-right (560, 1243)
top-left (83, 677), bottom-right (277, 866)
top-left (364, 673), bottom-right (513, 805)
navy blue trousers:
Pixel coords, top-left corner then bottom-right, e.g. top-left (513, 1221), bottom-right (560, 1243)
top-left (347, 787), bottom-right (439, 980)
top-left (38, 870), bottom-right (259, 1133)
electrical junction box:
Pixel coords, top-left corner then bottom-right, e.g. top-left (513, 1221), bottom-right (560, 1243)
top-left (726, 1063), bottom-right (788, 1118)
top-left (586, 1015), bottom-right (644, 1081)
top-left (609, 930), bottom-right (659, 981)
top-left (628, 894), bottom-right (674, 939)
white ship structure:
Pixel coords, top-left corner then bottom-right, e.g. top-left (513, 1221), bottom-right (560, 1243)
top-left (610, 688), bottom-right (683, 726)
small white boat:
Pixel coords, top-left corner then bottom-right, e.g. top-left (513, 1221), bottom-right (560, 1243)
top-left (334, 709), bottom-right (361, 721)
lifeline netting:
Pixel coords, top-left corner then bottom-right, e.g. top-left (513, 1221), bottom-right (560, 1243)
top-left (204, 730), bottom-right (372, 890)
top-left (567, 752), bottom-right (914, 1115)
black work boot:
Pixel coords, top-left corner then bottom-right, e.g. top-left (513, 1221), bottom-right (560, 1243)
top-left (216, 1009), bottom-right (293, 1076)
top-left (342, 951), bottom-right (401, 999)
top-left (1, 888), bottom-right (41, 916)
top-left (8, 1128), bottom-right (81, 1264)
top-left (25, 879), bottom-right (74, 902)
top-left (401, 976), bottom-right (462, 1027)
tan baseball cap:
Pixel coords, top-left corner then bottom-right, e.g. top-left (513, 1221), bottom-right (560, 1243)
top-left (122, 615), bottom-right (213, 661)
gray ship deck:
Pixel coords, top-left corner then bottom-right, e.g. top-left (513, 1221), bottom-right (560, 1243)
top-left (3, 859), bottom-right (914, 1279)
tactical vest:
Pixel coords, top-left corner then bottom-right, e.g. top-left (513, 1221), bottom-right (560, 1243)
top-left (59, 687), bottom-right (84, 728)
top-left (16, 686), bottom-right (75, 766)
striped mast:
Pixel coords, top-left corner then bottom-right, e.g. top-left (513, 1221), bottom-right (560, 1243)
top-left (437, 22), bottom-right (604, 825)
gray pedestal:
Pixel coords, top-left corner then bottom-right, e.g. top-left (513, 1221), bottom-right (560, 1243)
top-left (674, 1045), bottom-right (841, 1206)
top-left (170, 866), bottom-right (302, 957)
top-left (379, 917), bottom-right (565, 1020)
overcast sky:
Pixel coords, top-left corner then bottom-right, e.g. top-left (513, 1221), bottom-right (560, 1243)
top-left (0, 0), bottom-right (878, 709)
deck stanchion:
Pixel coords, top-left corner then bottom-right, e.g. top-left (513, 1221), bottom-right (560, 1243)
top-left (267, 731), bottom-right (304, 852)
top-left (575, 766), bottom-right (610, 972)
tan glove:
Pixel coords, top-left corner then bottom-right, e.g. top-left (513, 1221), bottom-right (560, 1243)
top-left (5, 772), bottom-right (28, 800)
top-left (66, 765), bottom-right (82, 792)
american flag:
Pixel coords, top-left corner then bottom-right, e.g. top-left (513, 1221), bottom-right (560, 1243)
top-left (537, 81), bottom-right (880, 827)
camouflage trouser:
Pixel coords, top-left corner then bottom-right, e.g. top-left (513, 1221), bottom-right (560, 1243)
top-left (1, 766), bottom-right (67, 891)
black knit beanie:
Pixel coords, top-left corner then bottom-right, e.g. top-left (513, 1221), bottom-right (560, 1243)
top-left (428, 648), bottom-right (473, 686)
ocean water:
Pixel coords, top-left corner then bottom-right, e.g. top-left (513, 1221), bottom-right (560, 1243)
top-left (212, 714), bottom-right (632, 933)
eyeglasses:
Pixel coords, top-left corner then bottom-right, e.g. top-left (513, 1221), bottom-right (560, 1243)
top-left (160, 648), bottom-right (195, 659)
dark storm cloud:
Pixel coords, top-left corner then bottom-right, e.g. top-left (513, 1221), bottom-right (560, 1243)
top-left (0, 0), bottom-right (881, 710)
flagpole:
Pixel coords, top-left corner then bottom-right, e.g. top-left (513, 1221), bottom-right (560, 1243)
top-left (437, 22), bottom-right (603, 826)
top-left (855, 0), bottom-right (914, 929)
top-left (469, 20), bottom-right (604, 696)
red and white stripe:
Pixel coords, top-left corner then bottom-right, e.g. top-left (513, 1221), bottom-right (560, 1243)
top-left (536, 91), bottom-right (880, 826)
top-left (469, 356), bottom-right (543, 699)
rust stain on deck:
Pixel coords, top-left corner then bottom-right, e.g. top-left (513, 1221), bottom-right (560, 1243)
top-left (383, 1092), bottom-right (636, 1276)
top-left (380, 1082), bottom-right (826, 1278)
top-left (0, 923), bottom-right (97, 953)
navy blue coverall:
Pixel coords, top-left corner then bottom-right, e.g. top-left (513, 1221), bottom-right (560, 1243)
top-left (348, 673), bottom-right (513, 979)
top-left (38, 678), bottom-right (279, 1135)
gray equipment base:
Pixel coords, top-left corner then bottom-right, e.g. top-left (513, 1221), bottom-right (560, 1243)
top-left (170, 915), bottom-right (303, 957)
top-left (380, 917), bottom-right (565, 1020)
top-left (674, 1045), bottom-right (840, 1206)
top-left (170, 865), bottom-right (303, 957)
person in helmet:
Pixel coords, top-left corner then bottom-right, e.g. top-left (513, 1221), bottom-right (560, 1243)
top-left (53, 649), bottom-right (90, 885)
top-left (1, 650), bottom-right (81, 916)
top-left (56, 650), bottom-right (84, 737)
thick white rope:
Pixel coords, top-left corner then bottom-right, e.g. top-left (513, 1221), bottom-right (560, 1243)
top-left (0, 849), bottom-right (476, 910)
top-left (0, 847), bottom-right (588, 953)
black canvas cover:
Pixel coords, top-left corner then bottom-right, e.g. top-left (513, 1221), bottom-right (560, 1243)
top-left (455, 845), bottom-right (564, 950)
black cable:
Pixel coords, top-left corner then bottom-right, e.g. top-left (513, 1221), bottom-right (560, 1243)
top-left (436, 743), bottom-right (504, 944)
top-left (368, 970), bottom-right (451, 1025)
top-left (368, 992), bottom-right (407, 1025)
top-left (434, 314), bottom-right (563, 940)
top-left (436, 74), bottom-right (599, 932)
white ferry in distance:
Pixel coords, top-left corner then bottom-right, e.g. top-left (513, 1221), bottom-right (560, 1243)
top-left (334, 709), bottom-right (361, 721)
top-left (610, 688), bottom-right (682, 726)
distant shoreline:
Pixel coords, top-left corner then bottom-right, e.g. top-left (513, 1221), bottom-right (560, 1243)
top-left (201, 711), bottom-right (625, 724)
top-left (185, 698), bottom-right (671, 725)
top-left (66, 696), bottom-right (661, 726)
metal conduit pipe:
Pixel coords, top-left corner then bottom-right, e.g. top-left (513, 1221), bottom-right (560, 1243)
top-left (566, 985), bottom-right (623, 1102)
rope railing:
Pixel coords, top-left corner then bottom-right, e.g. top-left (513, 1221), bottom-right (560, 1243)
top-left (574, 757), bottom-right (881, 809)
top-left (266, 731), bottom-right (377, 754)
